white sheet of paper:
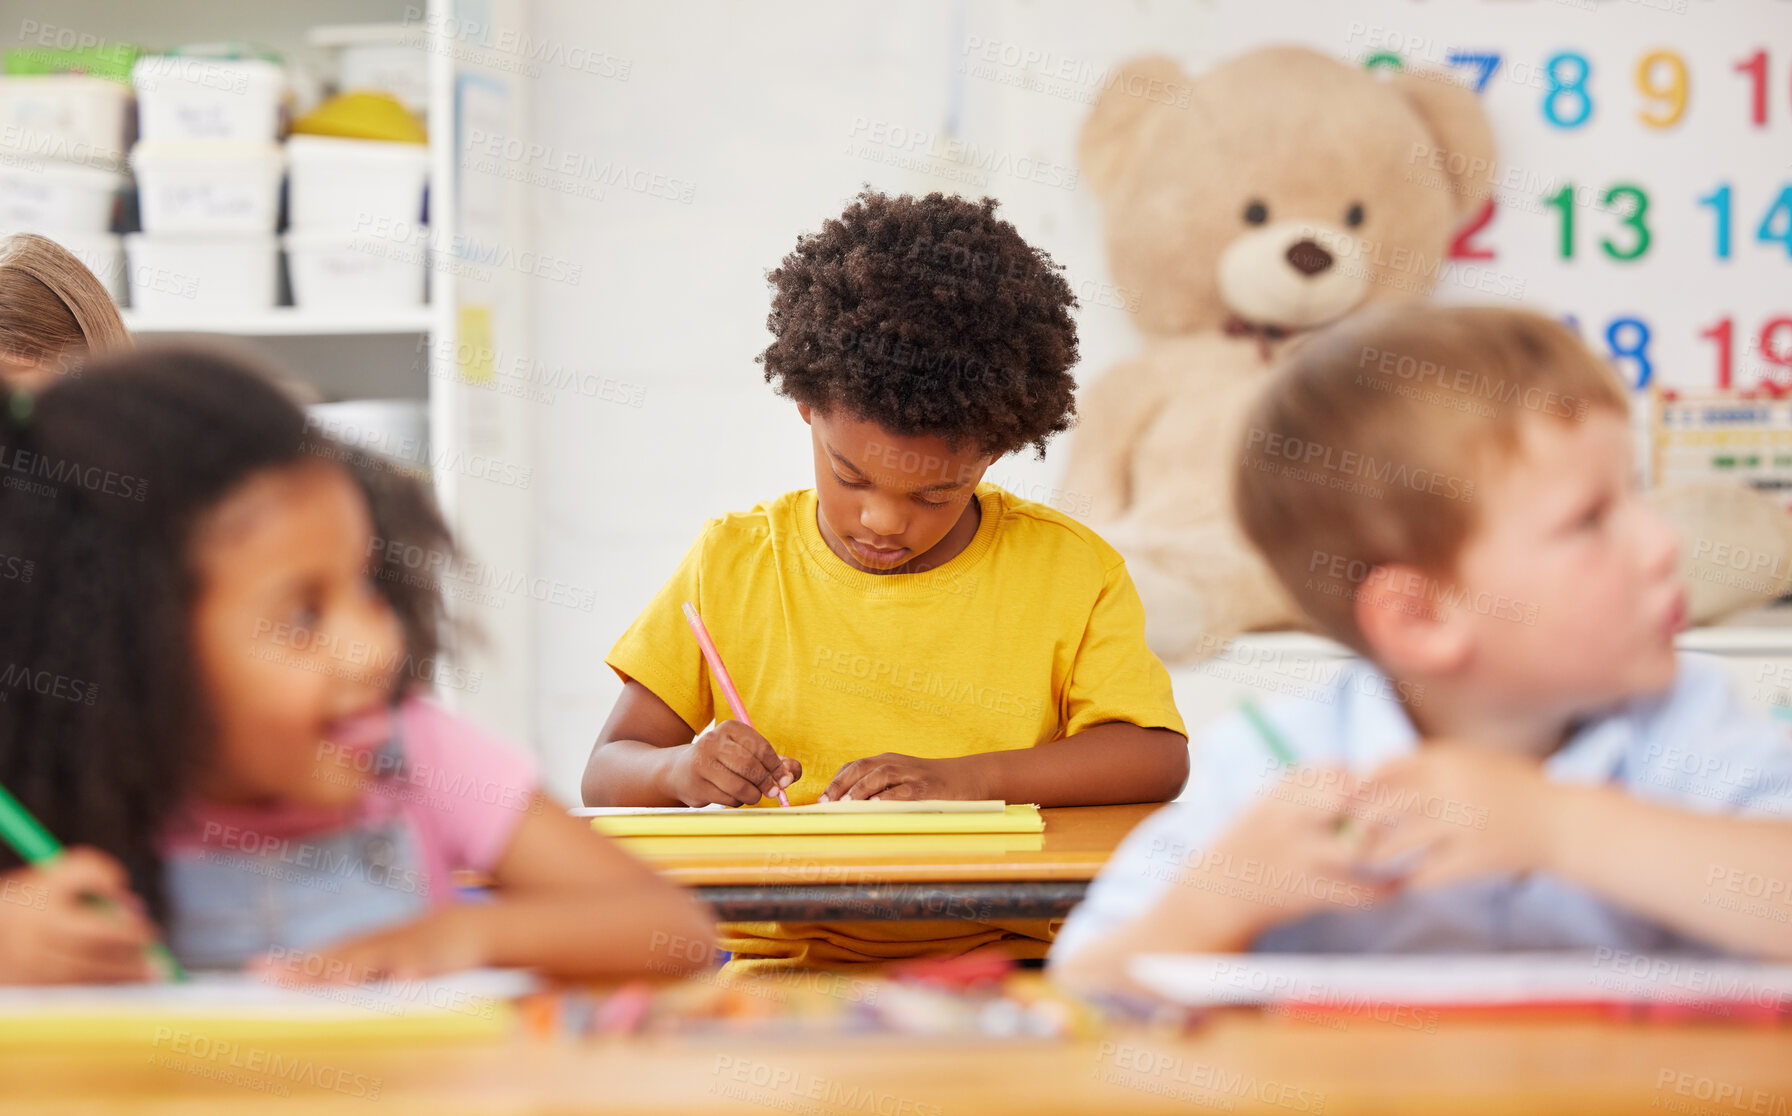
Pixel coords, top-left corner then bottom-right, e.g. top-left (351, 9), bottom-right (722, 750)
top-left (1131, 952), bottom-right (1792, 1007)
top-left (569, 799), bottom-right (1010, 817)
top-left (0, 968), bottom-right (540, 1018)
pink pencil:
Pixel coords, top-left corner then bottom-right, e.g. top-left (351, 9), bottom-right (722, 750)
top-left (682, 601), bottom-right (789, 807)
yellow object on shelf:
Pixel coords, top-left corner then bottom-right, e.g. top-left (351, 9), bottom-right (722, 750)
top-left (292, 90), bottom-right (425, 143)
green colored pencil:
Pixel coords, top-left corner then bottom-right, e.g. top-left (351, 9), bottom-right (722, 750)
top-left (1239, 699), bottom-right (1298, 767)
top-left (1239, 699), bottom-right (1358, 841)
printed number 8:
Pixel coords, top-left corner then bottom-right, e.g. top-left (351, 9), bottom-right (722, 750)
top-left (1543, 51), bottom-right (1594, 128)
top-left (1608, 318), bottom-right (1653, 390)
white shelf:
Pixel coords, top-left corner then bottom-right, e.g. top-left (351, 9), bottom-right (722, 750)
top-left (1678, 625), bottom-right (1792, 656)
top-left (1224, 617), bottom-right (1792, 660)
top-left (87, 0), bottom-right (532, 746)
top-left (120, 307), bottom-right (433, 336)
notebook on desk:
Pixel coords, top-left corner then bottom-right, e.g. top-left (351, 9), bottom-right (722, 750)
top-left (573, 800), bottom-right (1044, 837)
top-left (0, 969), bottom-right (538, 1046)
top-left (1131, 953), bottom-right (1792, 1014)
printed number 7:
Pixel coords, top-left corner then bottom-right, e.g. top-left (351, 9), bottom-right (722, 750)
top-left (1446, 50), bottom-right (1503, 94)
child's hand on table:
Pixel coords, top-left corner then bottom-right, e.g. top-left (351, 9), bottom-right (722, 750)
top-left (261, 907), bottom-right (492, 984)
top-left (670, 720), bottom-right (801, 807)
top-left (1355, 745), bottom-right (1564, 889)
top-left (1103, 766), bottom-right (1392, 958)
top-left (1180, 766), bottom-right (1393, 943)
top-left (818, 753), bottom-right (991, 802)
top-left (0, 848), bottom-right (156, 984)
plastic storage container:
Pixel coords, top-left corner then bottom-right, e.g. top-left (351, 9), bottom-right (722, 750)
top-left (0, 152), bottom-right (126, 231)
top-left (286, 135), bottom-right (426, 231)
top-left (124, 232), bottom-right (277, 313)
top-left (0, 75), bottom-right (135, 168)
top-left (129, 141), bottom-right (284, 232)
top-left (132, 55), bottom-right (285, 143)
top-left (339, 44), bottom-right (428, 115)
top-left (307, 399), bottom-right (429, 467)
top-left (308, 23), bottom-right (429, 115)
top-left (283, 228), bottom-right (425, 311)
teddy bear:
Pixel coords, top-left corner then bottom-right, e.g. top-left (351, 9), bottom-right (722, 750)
top-left (1063, 46), bottom-right (1792, 661)
top-left (1061, 46), bottom-right (1499, 661)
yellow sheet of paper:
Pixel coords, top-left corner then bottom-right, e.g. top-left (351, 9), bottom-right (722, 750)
top-left (0, 972), bottom-right (525, 1048)
top-left (615, 830), bottom-right (1047, 858)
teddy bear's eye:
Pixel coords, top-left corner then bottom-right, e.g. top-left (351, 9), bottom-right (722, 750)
top-left (1345, 202), bottom-right (1365, 228)
top-left (1243, 200), bottom-right (1269, 225)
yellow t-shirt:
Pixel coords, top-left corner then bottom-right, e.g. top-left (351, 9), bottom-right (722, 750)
top-left (605, 482), bottom-right (1185, 968)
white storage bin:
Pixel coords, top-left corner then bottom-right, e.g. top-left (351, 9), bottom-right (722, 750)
top-left (124, 232), bottom-right (277, 314)
top-left (309, 24), bottom-right (429, 115)
top-left (30, 231), bottom-right (126, 304)
top-left (340, 45), bottom-right (429, 115)
top-left (130, 142), bottom-right (284, 233)
top-left (307, 399), bottom-right (428, 467)
top-left (132, 55), bottom-right (285, 144)
top-left (283, 228), bottom-right (426, 311)
top-left (0, 75), bottom-right (134, 168)
top-left (0, 148), bottom-right (126, 232)
top-left (286, 135), bottom-right (426, 231)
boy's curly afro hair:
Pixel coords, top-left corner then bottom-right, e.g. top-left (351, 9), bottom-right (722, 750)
top-left (758, 190), bottom-right (1079, 460)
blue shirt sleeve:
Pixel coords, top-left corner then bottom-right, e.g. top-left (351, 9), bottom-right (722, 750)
top-left (1626, 654), bottom-right (1792, 820)
top-left (1049, 710), bottom-right (1278, 966)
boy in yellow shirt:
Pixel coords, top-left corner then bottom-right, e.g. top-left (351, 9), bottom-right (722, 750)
top-left (583, 190), bottom-right (1189, 967)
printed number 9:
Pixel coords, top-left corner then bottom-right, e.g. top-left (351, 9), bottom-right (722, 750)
top-left (1636, 50), bottom-right (1688, 128)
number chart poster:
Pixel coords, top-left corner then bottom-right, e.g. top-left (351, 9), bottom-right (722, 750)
top-left (1323, 2), bottom-right (1790, 393)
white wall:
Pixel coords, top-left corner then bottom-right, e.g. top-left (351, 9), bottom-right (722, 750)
top-left (521, 0), bottom-right (1783, 801)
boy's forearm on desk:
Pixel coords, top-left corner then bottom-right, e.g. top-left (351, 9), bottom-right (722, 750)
top-left (965, 723), bottom-right (1189, 806)
top-left (580, 739), bottom-right (684, 806)
top-left (1057, 888), bottom-right (1257, 991)
top-left (1548, 785), bottom-right (1792, 959)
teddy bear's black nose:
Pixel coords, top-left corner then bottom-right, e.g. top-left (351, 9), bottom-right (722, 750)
top-left (1286, 240), bottom-right (1333, 277)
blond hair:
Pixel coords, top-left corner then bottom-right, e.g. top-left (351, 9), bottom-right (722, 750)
top-left (0, 233), bottom-right (131, 380)
top-left (1234, 304), bottom-right (1629, 653)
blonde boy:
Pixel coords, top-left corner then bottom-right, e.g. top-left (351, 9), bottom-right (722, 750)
top-left (1052, 306), bottom-right (1792, 986)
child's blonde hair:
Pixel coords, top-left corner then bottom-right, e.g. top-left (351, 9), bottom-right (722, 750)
top-left (1234, 304), bottom-right (1629, 653)
top-left (0, 232), bottom-right (131, 378)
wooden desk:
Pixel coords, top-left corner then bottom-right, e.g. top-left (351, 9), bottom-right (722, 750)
top-left (633, 803), bottom-right (1159, 921)
top-left (12, 1013), bottom-right (1791, 1114)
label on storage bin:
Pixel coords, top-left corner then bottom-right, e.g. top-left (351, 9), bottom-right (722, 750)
top-left (149, 182), bottom-right (261, 223)
top-left (168, 104), bottom-right (242, 141)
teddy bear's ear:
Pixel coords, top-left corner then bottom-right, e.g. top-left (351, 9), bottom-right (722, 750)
top-left (1385, 69), bottom-right (1498, 221)
top-left (1079, 55), bottom-right (1191, 202)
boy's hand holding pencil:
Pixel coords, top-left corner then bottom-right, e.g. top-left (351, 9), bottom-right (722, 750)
top-left (680, 602), bottom-right (799, 807)
top-left (1149, 766), bottom-right (1397, 951)
top-left (668, 721), bottom-right (803, 808)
